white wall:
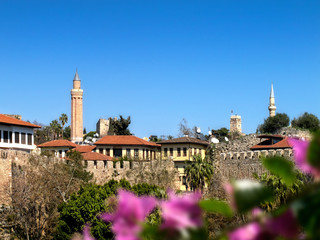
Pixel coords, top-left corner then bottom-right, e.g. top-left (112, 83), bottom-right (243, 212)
top-left (0, 124), bottom-right (36, 151)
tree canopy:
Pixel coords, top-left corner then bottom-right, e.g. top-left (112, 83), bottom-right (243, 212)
top-left (54, 179), bottom-right (165, 240)
top-left (291, 112), bottom-right (320, 132)
top-left (257, 113), bottom-right (290, 134)
top-left (108, 115), bottom-right (132, 135)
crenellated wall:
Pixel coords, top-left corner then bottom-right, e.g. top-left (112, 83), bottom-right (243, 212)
top-left (219, 149), bottom-right (293, 161)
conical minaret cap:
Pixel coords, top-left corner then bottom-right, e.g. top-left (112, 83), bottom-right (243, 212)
top-left (73, 70), bottom-right (80, 81)
top-left (270, 83), bottom-right (275, 98)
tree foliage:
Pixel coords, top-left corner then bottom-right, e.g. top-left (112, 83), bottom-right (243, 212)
top-left (185, 155), bottom-right (214, 191)
top-left (108, 115), bottom-right (131, 135)
top-left (9, 153), bottom-right (92, 239)
top-left (257, 113), bottom-right (290, 134)
top-left (291, 112), bottom-right (320, 132)
top-left (54, 179), bottom-right (165, 240)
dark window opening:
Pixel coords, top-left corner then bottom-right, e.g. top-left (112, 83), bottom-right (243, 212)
top-left (177, 148), bottom-right (181, 157)
top-left (27, 134), bottom-right (32, 145)
top-left (114, 148), bottom-right (122, 158)
top-left (170, 148), bottom-right (173, 157)
top-left (3, 131), bottom-right (8, 143)
top-left (21, 133), bottom-right (26, 144)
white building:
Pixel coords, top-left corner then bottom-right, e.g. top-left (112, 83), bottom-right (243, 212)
top-left (0, 114), bottom-right (41, 152)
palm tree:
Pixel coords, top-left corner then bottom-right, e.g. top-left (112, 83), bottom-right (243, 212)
top-left (184, 154), bottom-right (214, 192)
top-left (50, 120), bottom-right (62, 140)
top-left (59, 113), bottom-right (68, 139)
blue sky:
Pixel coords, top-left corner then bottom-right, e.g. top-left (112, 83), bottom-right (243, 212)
top-left (1, 0), bottom-right (319, 138)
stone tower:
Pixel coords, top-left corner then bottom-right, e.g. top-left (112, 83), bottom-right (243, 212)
top-left (268, 83), bottom-right (276, 117)
top-left (230, 115), bottom-right (242, 133)
top-left (71, 70), bottom-right (83, 143)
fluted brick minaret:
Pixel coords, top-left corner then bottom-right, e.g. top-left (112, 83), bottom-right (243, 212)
top-left (71, 70), bottom-right (83, 143)
top-left (268, 83), bottom-right (276, 117)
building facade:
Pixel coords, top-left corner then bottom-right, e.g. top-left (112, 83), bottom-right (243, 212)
top-left (0, 114), bottom-right (41, 152)
top-left (71, 70), bottom-right (84, 143)
top-left (37, 139), bottom-right (78, 158)
top-left (94, 135), bottom-right (160, 160)
top-left (158, 137), bottom-right (209, 191)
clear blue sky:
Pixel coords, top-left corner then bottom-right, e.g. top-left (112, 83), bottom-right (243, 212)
top-left (1, 0), bottom-right (319, 138)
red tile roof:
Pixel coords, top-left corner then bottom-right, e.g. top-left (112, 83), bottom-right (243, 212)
top-left (38, 140), bottom-right (78, 148)
top-left (95, 135), bottom-right (160, 147)
top-left (250, 136), bottom-right (292, 150)
top-left (158, 137), bottom-right (209, 146)
top-left (81, 152), bottom-right (113, 161)
top-left (74, 145), bottom-right (96, 153)
top-left (0, 114), bottom-right (41, 128)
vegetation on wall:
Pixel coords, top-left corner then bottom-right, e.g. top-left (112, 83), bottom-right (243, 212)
top-left (257, 113), bottom-right (290, 134)
top-left (291, 112), bottom-right (320, 132)
top-left (108, 115), bottom-right (132, 135)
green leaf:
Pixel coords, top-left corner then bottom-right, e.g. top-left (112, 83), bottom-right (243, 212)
top-left (199, 199), bottom-right (233, 218)
top-left (308, 131), bottom-right (320, 169)
top-left (262, 156), bottom-right (296, 186)
top-left (234, 183), bottom-right (273, 213)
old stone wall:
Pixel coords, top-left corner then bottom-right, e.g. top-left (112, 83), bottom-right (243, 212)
top-left (217, 134), bottom-right (260, 153)
top-left (86, 159), bottom-right (180, 189)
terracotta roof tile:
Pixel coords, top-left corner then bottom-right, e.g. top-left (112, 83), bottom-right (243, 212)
top-left (38, 140), bottom-right (78, 148)
top-left (74, 145), bottom-right (96, 153)
top-left (158, 137), bottom-right (209, 146)
top-left (250, 137), bottom-right (292, 150)
top-left (95, 135), bottom-right (160, 147)
top-left (81, 152), bottom-right (113, 161)
top-left (0, 114), bottom-right (41, 128)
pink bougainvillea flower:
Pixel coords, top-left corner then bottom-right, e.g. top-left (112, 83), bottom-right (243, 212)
top-left (265, 209), bottom-right (300, 239)
top-left (100, 190), bottom-right (157, 240)
top-left (83, 225), bottom-right (95, 240)
top-left (289, 138), bottom-right (320, 178)
top-left (160, 190), bottom-right (203, 230)
top-left (228, 222), bottom-right (262, 240)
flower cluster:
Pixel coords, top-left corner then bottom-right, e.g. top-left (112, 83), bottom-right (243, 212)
top-left (84, 190), bottom-right (203, 240)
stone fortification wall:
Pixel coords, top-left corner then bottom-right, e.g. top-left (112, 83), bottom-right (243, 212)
top-left (276, 127), bottom-right (312, 140)
top-left (217, 134), bottom-right (260, 153)
top-left (208, 148), bottom-right (293, 199)
top-left (86, 159), bottom-right (180, 189)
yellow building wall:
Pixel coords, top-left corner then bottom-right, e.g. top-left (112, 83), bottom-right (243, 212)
top-left (160, 143), bottom-right (208, 191)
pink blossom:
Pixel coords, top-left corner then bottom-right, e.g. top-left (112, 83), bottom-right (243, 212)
top-left (160, 190), bottom-right (203, 230)
top-left (228, 222), bottom-right (262, 240)
top-left (101, 190), bottom-right (157, 240)
top-left (289, 138), bottom-right (320, 178)
top-left (83, 225), bottom-right (95, 240)
top-left (265, 209), bottom-right (300, 239)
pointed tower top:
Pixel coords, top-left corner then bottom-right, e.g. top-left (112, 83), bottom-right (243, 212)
top-left (270, 83), bottom-right (275, 98)
top-left (73, 69), bottom-right (80, 81)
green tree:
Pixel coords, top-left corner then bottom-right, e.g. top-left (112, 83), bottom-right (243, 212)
top-left (59, 113), bottom-right (68, 139)
top-left (291, 112), bottom-right (320, 132)
top-left (257, 113), bottom-right (290, 134)
top-left (109, 115), bottom-right (131, 135)
top-left (54, 180), bottom-right (164, 240)
top-left (63, 125), bottom-right (71, 140)
top-left (185, 155), bottom-right (214, 192)
top-left (84, 131), bottom-right (97, 140)
top-left (50, 119), bottom-right (62, 140)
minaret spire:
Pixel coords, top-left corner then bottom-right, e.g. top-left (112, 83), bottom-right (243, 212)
top-left (268, 83), bottom-right (276, 117)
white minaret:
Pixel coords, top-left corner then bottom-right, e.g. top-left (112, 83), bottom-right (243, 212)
top-left (268, 83), bottom-right (276, 117)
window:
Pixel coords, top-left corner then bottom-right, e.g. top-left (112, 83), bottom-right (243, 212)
top-left (114, 149), bottom-right (122, 158)
top-left (21, 133), bottom-right (26, 144)
top-left (134, 149), bottom-right (139, 159)
top-left (164, 148), bottom-right (168, 157)
top-left (27, 133), bottom-right (32, 145)
top-left (170, 148), bottom-right (173, 157)
top-left (142, 149), bottom-right (145, 160)
top-left (177, 148), bottom-right (181, 157)
top-left (15, 132), bottom-right (20, 144)
top-left (106, 148), bottom-right (110, 156)
top-left (0, 130), bottom-right (1, 142)
top-left (59, 150), bottom-right (62, 158)
top-left (94, 160), bottom-right (97, 169)
top-left (3, 131), bottom-right (8, 143)
top-left (183, 148), bottom-right (187, 157)
top-left (10, 132), bottom-right (13, 143)
top-left (104, 160), bottom-right (107, 168)
top-left (99, 148), bottom-right (104, 154)
top-left (126, 149), bottom-right (131, 158)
